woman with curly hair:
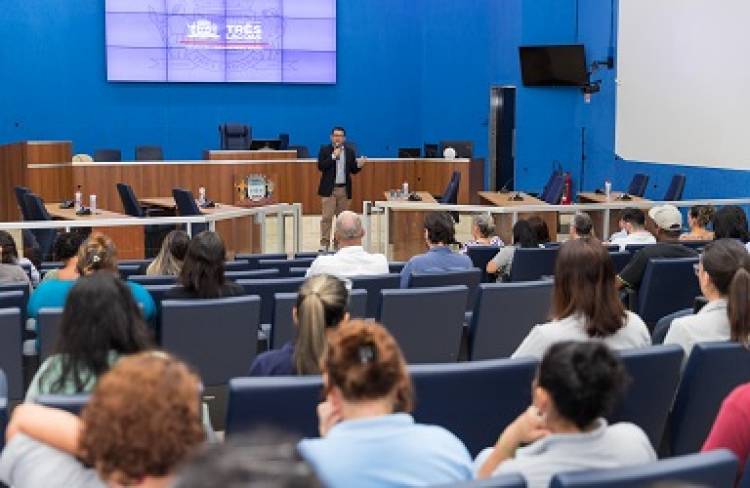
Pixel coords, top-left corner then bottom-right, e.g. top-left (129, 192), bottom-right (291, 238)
top-left (0, 352), bottom-right (204, 488)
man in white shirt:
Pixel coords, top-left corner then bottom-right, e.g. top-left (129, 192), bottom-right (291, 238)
top-left (608, 208), bottom-right (656, 251)
top-left (306, 211), bottom-right (388, 278)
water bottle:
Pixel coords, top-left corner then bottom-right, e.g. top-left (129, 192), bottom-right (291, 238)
top-left (198, 186), bottom-right (206, 206)
top-left (402, 181), bottom-right (409, 196)
top-left (89, 194), bottom-right (97, 213)
top-left (74, 185), bottom-right (82, 211)
top-left (604, 180), bottom-right (612, 199)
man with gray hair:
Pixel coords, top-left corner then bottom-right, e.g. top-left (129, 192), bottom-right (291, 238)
top-left (569, 212), bottom-right (594, 240)
top-left (306, 211), bottom-right (388, 278)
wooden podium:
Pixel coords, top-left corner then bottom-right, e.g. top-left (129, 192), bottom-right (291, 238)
top-left (479, 191), bottom-right (558, 244)
top-left (386, 191), bottom-right (436, 261)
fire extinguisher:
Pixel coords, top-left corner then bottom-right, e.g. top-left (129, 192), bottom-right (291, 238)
top-left (561, 172), bottom-right (573, 205)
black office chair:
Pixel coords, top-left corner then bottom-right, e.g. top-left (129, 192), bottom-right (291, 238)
top-left (288, 145), bottom-right (310, 158)
top-left (278, 133), bottom-right (290, 150)
top-left (117, 182), bottom-right (173, 257)
top-left (219, 124), bottom-right (251, 150)
top-left (14, 186), bottom-right (45, 259)
top-left (93, 149), bottom-right (122, 162)
top-left (172, 188), bottom-right (207, 235)
top-left (134, 145), bottom-right (164, 161)
top-left (22, 192), bottom-right (56, 260)
top-left (627, 173), bottom-right (649, 197)
top-left (664, 174), bottom-right (686, 201)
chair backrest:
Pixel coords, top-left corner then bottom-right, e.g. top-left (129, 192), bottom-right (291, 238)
top-left (116, 182), bottom-right (145, 217)
top-left (670, 342), bottom-right (750, 455)
top-left (378, 285), bottom-right (468, 363)
top-left (161, 295), bottom-right (261, 386)
top-left (128, 274), bottom-right (177, 286)
top-left (234, 253), bottom-right (288, 269)
top-left (466, 246), bottom-right (502, 283)
top-left (36, 394), bottom-right (91, 415)
top-left (0, 369), bottom-right (7, 450)
top-left (236, 277), bottom-right (306, 325)
top-left (508, 247), bottom-right (559, 282)
top-left (278, 133), bottom-right (290, 150)
top-left (226, 376), bottom-right (322, 438)
top-left (439, 474), bottom-right (526, 488)
top-left (23, 192), bottom-right (52, 221)
top-left (439, 171), bottom-right (461, 204)
top-left (223, 260), bottom-right (252, 272)
top-left (623, 243), bottom-right (652, 254)
top-left (610, 344), bottom-right (684, 448)
top-left (93, 149), bottom-right (122, 162)
top-left (410, 357), bottom-right (538, 456)
top-left (172, 188), bottom-right (201, 216)
top-left (469, 281), bottom-right (553, 360)
top-left (609, 250), bottom-right (632, 274)
top-left (627, 173), bottom-right (649, 197)
top-left (637, 257), bottom-right (700, 327)
top-left (408, 268), bottom-right (481, 311)
top-left (664, 174), bottom-right (686, 201)
top-left (257, 258), bottom-right (316, 277)
top-left (350, 273), bottom-right (401, 318)
top-left (118, 264), bottom-right (141, 281)
top-left (740, 456), bottom-right (750, 488)
top-left (38, 307), bottom-right (64, 362)
top-left (13, 186), bottom-right (32, 220)
top-left (294, 252), bottom-right (323, 259)
top-left (142, 284), bottom-right (178, 335)
top-left (388, 261), bottom-right (406, 274)
top-left (549, 449), bottom-right (738, 488)
top-left (0, 308), bottom-right (23, 400)
top-left (225, 269), bottom-right (281, 281)
top-left (135, 145), bottom-right (164, 161)
top-left (288, 145), bottom-right (310, 158)
top-left (219, 124), bottom-right (251, 150)
top-left (0, 284), bottom-right (30, 323)
top-left (271, 289), bottom-right (367, 349)
top-left (541, 173), bottom-right (565, 204)
top-left (287, 267), bottom-right (309, 278)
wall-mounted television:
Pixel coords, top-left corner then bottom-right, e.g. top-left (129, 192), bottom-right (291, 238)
top-left (519, 44), bottom-right (588, 87)
top-left (105, 0), bottom-right (337, 83)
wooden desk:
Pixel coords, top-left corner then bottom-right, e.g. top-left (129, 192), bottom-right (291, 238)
top-left (139, 198), bottom-right (261, 257)
top-left (385, 191), bottom-right (437, 261)
top-left (203, 150), bottom-right (298, 161)
top-left (45, 204), bottom-right (145, 259)
top-left (479, 192), bottom-right (558, 244)
top-left (578, 192), bottom-right (652, 239)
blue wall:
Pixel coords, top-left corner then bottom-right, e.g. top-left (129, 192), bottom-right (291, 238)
top-left (2, 0), bottom-right (748, 198)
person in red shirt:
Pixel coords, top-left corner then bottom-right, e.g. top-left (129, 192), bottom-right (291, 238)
top-left (703, 383), bottom-right (750, 483)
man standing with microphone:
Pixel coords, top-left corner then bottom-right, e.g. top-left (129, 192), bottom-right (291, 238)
top-left (317, 126), bottom-right (366, 251)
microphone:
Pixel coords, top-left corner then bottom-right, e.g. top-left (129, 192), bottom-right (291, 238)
top-left (498, 177), bottom-right (514, 193)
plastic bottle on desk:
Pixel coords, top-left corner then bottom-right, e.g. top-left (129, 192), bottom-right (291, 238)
top-left (89, 194), bottom-right (97, 213)
top-left (604, 180), bottom-right (612, 200)
top-left (198, 186), bottom-right (206, 206)
top-left (402, 181), bottom-right (409, 197)
top-left (74, 185), bottom-right (82, 211)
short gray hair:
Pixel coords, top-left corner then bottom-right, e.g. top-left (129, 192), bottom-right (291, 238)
top-left (472, 214), bottom-right (496, 238)
top-left (572, 212), bottom-right (593, 236)
top-left (335, 211), bottom-right (364, 240)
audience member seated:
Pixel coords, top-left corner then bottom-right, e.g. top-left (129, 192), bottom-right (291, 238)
top-left (487, 220), bottom-right (541, 282)
top-left (28, 234), bottom-right (156, 322)
top-left (569, 212), bottom-right (594, 240)
top-left (25, 273), bottom-right (152, 401)
top-left (249, 274), bottom-right (349, 376)
top-left (144, 230), bottom-right (190, 276)
top-left (0, 352), bottom-right (204, 488)
top-left (164, 231), bottom-right (244, 299)
top-left (608, 208), bottom-right (656, 251)
top-left (477, 341), bottom-right (656, 486)
top-left (617, 205), bottom-right (698, 291)
top-left (528, 216), bottom-right (551, 246)
top-left (399, 212), bottom-right (472, 288)
top-left (512, 238), bottom-right (650, 359)
top-left (40, 232), bottom-right (85, 283)
top-left (713, 205), bottom-right (750, 252)
top-left (306, 211), bottom-right (388, 278)
top-left (460, 213), bottom-right (503, 252)
top-left (681, 205), bottom-right (715, 241)
top-left (0, 230), bottom-right (32, 290)
top-left (298, 320), bottom-right (473, 487)
top-left (703, 382), bottom-right (750, 483)
top-left (663, 239), bottom-right (750, 360)
top-left (173, 431), bottom-right (320, 488)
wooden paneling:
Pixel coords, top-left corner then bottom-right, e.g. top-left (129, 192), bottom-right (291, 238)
top-left (204, 150), bottom-right (298, 161)
top-left (480, 192), bottom-right (559, 244)
top-left (387, 192), bottom-right (437, 261)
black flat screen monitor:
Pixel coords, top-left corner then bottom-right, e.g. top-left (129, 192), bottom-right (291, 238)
top-left (398, 148), bottom-right (421, 158)
top-left (250, 139), bottom-right (282, 150)
top-left (519, 44), bottom-right (588, 86)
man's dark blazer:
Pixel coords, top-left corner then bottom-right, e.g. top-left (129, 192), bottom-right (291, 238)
top-left (317, 144), bottom-right (362, 198)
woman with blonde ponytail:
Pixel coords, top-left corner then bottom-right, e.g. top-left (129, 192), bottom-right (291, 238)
top-left (666, 238), bottom-right (750, 361)
top-left (249, 274), bottom-right (350, 376)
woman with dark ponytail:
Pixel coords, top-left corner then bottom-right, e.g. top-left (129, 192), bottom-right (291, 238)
top-left (665, 238), bottom-right (750, 359)
top-left (477, 341), bottom-right (656, 486)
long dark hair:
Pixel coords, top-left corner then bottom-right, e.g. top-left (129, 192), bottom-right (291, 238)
top-left (713, 206), bottom-right (750, 243)
top-left (528, 216), bottom-right (550, 244)
top-left (178, 231), bottom-right (228, 298)
top-left (512, 220), bottom-right (539, 248)
top-left (43, 273), bottom-right (152, 392)
top-left (0, 231), bottom-right (19, 264)
top-left (552, 238), bottom-right (626, 337)
top-left (537, 341), bottom-right (629, 429)
top-left (701, 239), bottom-right (750, 344)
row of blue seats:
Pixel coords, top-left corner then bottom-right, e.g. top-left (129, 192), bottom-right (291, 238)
top-left (17, 342), bottom-right (750, 484)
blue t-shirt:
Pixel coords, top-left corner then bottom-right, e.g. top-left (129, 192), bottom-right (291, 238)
top-left (298, 413), bottom-right (473, 488)
top-left (399, 246), bottom-right (473, 288)
top-left (27, 279), bottom-right (156, 321)
top-left (249, 342), bottom-right (296, 376)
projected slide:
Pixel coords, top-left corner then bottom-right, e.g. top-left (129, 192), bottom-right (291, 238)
top-left (106, 0), bottom-right (337, 83)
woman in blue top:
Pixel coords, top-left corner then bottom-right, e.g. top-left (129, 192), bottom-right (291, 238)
top-left (27, 233), bottom-right (156, 322)
top-left (249, 274), bottom-right (349, 376)
top-left (298, 320), bottom-right (473, 488)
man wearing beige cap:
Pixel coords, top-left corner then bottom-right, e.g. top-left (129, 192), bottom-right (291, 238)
top-left (617, 204), bottom-right (698, 290)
